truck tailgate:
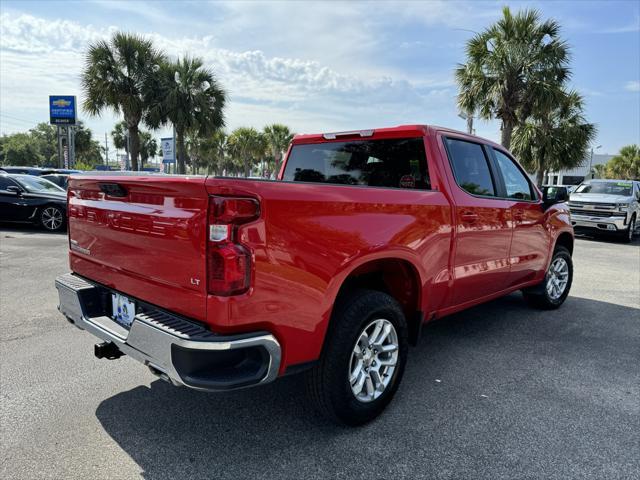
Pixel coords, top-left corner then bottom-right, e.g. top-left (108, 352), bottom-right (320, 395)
top-left (67, 174), bottom-right (209, 321)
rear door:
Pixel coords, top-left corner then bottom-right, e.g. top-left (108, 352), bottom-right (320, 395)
top-left (441, 136), bottom-right (513, 306)
top-left (67, 175), bottom-right (210, 321)
top-left (490, 148), bottom-right (549, 287)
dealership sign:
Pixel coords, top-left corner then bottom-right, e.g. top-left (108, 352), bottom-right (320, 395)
top-left (161, 137), bottom-right (175, 163)
top-left (49, 96), bottom-right (77, 125)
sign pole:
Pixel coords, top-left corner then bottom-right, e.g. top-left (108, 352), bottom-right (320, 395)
top-left (57, 126), bottom-right (63, 168)
top-left (68, 127), bottom-right (75, 168)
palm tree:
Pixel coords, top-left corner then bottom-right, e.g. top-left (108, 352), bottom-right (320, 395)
top-left (138, 131), bottom-right (157, 166)
top-left (111, 121), bottom-right (157, 167)
top-left (202, 130), bottom-right (228, 175)
top-left (82, 32), bottom-right (165, 171)
top-left (227, 127), bottom-right (267, 177)
top-left (152, 56), bottom-right (226, 174)
top-left (511, 91), bottom-right (596, 186)
top-left (592, 163), bottom-right (609, 179)
top-left (456, 7), bottom-right (570, 149)
top-left (606, 145), bottom-right (640, 180)
top-left (263, 124), bottom-right (294, 177)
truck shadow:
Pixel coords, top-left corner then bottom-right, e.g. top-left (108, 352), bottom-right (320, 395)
top-left (95, 294), bottom-right (640, 480)
top-left (574, 230), bottom-right (640, 246)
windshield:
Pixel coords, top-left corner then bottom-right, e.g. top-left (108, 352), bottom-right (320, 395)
top-left (575, 181), bottom-right (632, 196)
top-left (15, 175), bottom-right (65, 193)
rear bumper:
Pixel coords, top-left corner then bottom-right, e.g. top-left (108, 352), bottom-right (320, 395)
top-left (55, 273), bottom-right (281, 391)
top-left (571, 213), bottom-right (628, 231)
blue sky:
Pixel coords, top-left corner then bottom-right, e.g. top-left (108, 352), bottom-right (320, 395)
top-left (0, 0), bottom-right (638, 160)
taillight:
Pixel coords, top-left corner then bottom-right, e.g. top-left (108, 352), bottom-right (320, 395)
top-left (207, 196), bottom-right (259, 296)
top-left (208, 243), bottom-right (251, 295)
top-left (210, 196), bottom-right (260, 224)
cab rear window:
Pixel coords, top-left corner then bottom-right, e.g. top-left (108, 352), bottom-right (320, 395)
top-left (283, 138), bottom-right (430, 190)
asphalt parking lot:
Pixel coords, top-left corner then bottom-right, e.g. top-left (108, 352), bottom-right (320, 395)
top-left (1, 226), bottom-right (639, 480)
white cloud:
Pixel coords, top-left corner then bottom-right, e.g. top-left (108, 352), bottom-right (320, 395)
top-left (599, 16), bottom-right (640, 34)
top-left (0, 11), bottom-right (461, 139)
top-left (625, 81), bottom-right (640, 92)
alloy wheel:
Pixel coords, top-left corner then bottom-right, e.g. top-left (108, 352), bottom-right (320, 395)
top-left (546, 257), bottom-right (569, 301)
top-left (349, 318), bottom-right (399, 403)
top-left (42, 207), bottom-right (63, 231)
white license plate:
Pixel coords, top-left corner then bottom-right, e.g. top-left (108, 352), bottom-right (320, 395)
top-left (111, 293), bottom-right (136, 327)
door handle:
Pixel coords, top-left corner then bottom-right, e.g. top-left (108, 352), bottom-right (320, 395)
top-left (460, 211), bottom-right (478, 223)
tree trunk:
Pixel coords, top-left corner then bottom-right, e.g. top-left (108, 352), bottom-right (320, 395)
top-left (500, 120), bottom-right (513, 150)
top-left (127, 124), bottom-right (140, 171)
top-left (274, 151), bottom-right (282, 178)
top-left (536, 145), bottom-right (547, 187)
top-left (243, 157), bottom-right (250, 177)
top-left (176, 129), bottom-right (187, 174)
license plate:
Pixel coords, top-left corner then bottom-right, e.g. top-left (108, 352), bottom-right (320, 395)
top-left (111, 293), bottom-right (136, 328)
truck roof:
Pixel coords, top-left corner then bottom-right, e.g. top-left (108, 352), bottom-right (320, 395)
top-left (292, 124), bottom-right (503, 149)
top-left (583, 179), bottom-right (636, 183)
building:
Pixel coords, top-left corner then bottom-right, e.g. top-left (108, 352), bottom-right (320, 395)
top-left (544, 153), bottom-right (614, 186)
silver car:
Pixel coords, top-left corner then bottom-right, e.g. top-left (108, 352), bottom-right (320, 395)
top-left (569, 179), bottom-right (640, 242)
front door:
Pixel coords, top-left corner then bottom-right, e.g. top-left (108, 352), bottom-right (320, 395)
top-left (490, 148), bottom-right (549, 287)
top-left (0, 177), bottom-right (26, 221)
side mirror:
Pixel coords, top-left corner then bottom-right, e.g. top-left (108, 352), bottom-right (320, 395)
top-left (542, 186), bottom-right (568, 210)
top-left (6, 185), bottom-right (22, 195)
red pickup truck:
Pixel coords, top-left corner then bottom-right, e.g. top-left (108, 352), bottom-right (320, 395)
top-left (56, 125), bottom-right (573, 425)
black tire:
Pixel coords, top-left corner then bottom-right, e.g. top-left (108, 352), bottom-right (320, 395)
top-left (39, 205), bottom-right (66, 232)
top-left (618, 214), bottom-right (636, 243)
top-left (522, 246), bottom-right (573, 310)
top-left (305, 289), bottom-right (409, 426)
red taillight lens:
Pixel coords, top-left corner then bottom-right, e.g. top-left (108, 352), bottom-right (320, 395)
top-left (207, 196), bottom-right (258, 296)
top-left (207, 243), bottom-right (251, 296)
top-left (209, 197), bottom-right (259, 225)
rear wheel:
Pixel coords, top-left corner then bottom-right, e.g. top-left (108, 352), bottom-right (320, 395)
top-left (522, 246), bottom-right (573, 309)
top-left (305, 289), bottom-right (408, 426)
top-left (39, 205), bottom-right (65, 232)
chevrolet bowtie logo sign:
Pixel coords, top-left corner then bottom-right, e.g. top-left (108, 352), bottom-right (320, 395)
top-left (52, 99), bottom-right (72, 107)
top-left (49, 95), bottom-right (77, 125)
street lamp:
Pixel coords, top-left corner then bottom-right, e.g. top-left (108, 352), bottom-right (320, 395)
top-left (458, 112), bottom-right (475, 135)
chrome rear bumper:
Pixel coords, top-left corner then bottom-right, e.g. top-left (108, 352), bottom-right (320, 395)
top-left (55, 273), bottom-right (281, 391)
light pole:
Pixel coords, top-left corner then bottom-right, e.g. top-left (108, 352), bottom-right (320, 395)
top-left (588, 145), bottom-right (602, 178)
top-left (458, 112), bottom-right (475, 135)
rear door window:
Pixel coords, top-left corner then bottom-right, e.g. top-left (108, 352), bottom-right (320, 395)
top-left (283, 138), bottom-right (430, 190)
top-left (444, 138), bottom-right (496, 196)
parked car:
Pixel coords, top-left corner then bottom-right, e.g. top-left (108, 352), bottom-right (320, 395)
top-left (0, 173), bottom-right (67, 231)
top-left (0, 166), bottom-right (80, 176)
top-left (41, 173), bottom-right (71, 189)
top-left (55, 125), bottom-right (574, 425)
top-left (569, 179), bottom-right (639, 242)
top-left (0, 166), bottom-right (55, 175)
